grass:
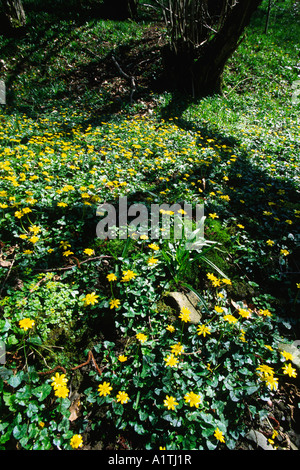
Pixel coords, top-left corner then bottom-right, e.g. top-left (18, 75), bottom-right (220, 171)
top-left (0, 0), bottom-right (299, 451)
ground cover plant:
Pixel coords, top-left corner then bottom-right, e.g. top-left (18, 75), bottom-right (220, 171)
top-left (0, 0), bottom-right (299, 451)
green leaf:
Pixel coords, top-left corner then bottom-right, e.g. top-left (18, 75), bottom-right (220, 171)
top-left (134, 423), bottom-right (146, 434)
top-left (15, 384), bottom-right (32, 401)
top-left (138, 410), bottom-right (148, 421)
top-left (13, 423), bottom-right (28, 440)
top-left (26, 402), bottom-right (39, 418)
top-left (28, 335), bottom-right (42, 346)
top-left (199, 411), bottom-right (214, 424)
top-left (245, 383), bottom-right (259, 395)
top-left (32, 383), bottom-right (52, 401)
top-left (201, 426), bottom-right (215, 438)
top-left (229, 390), bottom-right (241, 402)
top-left (3, 391), bottom-right (17, 412)
top-left (206, 439), bottom-right (217, 450)
top-left (8, 373), bottom-right (23, 388)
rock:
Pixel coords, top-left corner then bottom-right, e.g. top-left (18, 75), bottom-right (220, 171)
top-left (164, 291), bottom-right (202, 324)
top-left (288, 430), bottom-right (300, 450)
top-left (290, 441), bottom-right (299, 451)
top-left (245, 429), bottom-right (275, 450)
top-left (278, 341), bottom-right (300, 371)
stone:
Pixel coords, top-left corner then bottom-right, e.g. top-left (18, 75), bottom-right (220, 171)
top-left (164, 291), bottom-right (201, 324)
top-left (278, 341), bottom-right (300, 371)
top-left (245, 429), bottom-right (275, 450)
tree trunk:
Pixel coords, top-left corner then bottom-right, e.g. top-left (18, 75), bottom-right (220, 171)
top-left (0, 0), bottom-right (26, 34)
top-left (101, 0), bottom-right (138, 20)
top-left (163, 0), bottom-right (262, 97)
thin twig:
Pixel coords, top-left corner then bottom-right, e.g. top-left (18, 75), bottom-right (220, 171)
top-left (32, 255), bottom-right (113, 273)
top-left (0, 251), bottom-right (17, 296)
top-left (112, 55), bottom-right (136, 104)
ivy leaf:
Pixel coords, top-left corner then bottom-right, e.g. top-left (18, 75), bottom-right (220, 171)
top-left (229, 390), bottom-right (241, 402)
top-left (206, 439), bottom-right (217, 450)
top-left (13, 423), bottom-right (28, 440)
top-left (8, 374), bottom-right (23, 388)
top-left (245, 383), bottom-right (259, 395)
top-left (134, 423), bottom-right (146, 434)
top-left (32, 383), bottom-right (52, 401)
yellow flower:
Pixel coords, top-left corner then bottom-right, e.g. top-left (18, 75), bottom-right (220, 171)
top-left (282, 363), bottom-right (297, 378)
top-left (197, 324), bottom-right (211, 337)
top-left (239, 331), bottom-right (247, 342)
top-left (147, 256), bottom-right (159, 265)
top-left (107, 273), bottom-right (117, 282)
top-left (14, 210), bottom-right (23, 218)
top-left (109, 298), bottom-right (121, 309)
top-left (207, 273), bottom-right (217, 281)
top-left (214, 428), bottom-right (225, 443)
top-left (170, 342), bottom-right (184, 356)
top-left (60, 241), bottom-right (71, 250)
top-left (62, 249), bottom-right (75, 258)
top-left (54, 385), bottom-right (69, 398)
top-left (266, 239), bottom-right (275, 246)
top-left (83, 292), bottom-right (99, 306)
top-left (116, 391), bottom-right (129, 404)
top-left (29, 235), bottom-right (39, 244)
top-left (70, 434), bottom-right (83, 449)
top-left (256, 364), bottom-right (279, 390)
top-left (184, 391), bottom-right (201, 408)
top-left (136, 333), bottom-right (147, 343)
top-left (121, 270), bottom-right (137, 282)
top-left (163, 395), bottom-right (179, 410)
top-left (223, 314), bottom-right (238, 324)
top-left (256, 364), bottom-right (275, 377)
top-left (259, 308), bottom-right (272, 317)
top-left (214, 305), bottom-right (224, 313)
top-left (160, 209), bottom-right (174, 215)
top-left (148, 243), bottom-right (160, 251)
top-left (238, 308), bottom-right (251, 319)
top-left (22, 207), bottom-right (32, 214)
top-left (29, 225), bottom-right (40, 235)
top-left (83, 248), bottom-right (94, 256)
top-left (164, 354), bottom-right (179, 368)
top-left (179, 306), bottom-right (191, 323)
top-left (280, 249), bottom-right (289, 257)
top-left (19, 318), bottom-right (35, 331)
top-left (280, 350), bottom-right (294, 361)
top-left (264, 375), bottom-right (278, 391)
top-left (209, 213), bottom-right (219, 219)
top-left (98, 381), bottom-right (113, 396)
top-left (51, 373), bottom-right (68, 390)
top-left (118, 355), bottom-right (128, 362)
top-left (166, 325), bottom-right (175, 333)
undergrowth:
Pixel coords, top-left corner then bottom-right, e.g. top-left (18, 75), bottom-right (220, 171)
top-left (0, 0), bottom-right (299, 450)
